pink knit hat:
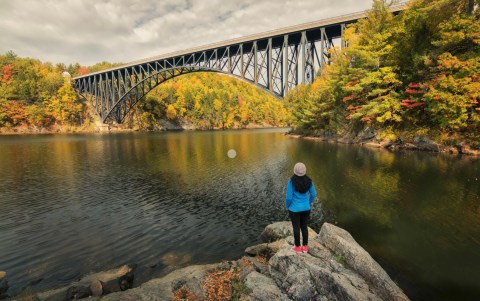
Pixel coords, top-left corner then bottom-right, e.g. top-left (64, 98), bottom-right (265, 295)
top-left (293, 162), bottom-right (306, 176)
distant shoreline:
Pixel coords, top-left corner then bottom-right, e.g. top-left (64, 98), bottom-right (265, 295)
top-left (286, 131), bottom-right (480, 157)
top-left (0, 124), bottom-right (289, 136)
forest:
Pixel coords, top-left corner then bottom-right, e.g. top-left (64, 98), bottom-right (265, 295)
top-left (0, 0), bottom-right (478, 146)
top-left (287, 0), bottom-right (479, 146)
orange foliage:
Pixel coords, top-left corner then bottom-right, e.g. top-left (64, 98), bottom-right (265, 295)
top-left (237, 95), bottom-right (244, 107)
top-left (1, 100), bottom-right (28, 126)
top-left (361, 116), bottom-right (373, 123)
top-left (201, 266), bottom-right (240, 301)
top-left (347, 105), bottom-right (361, 111)
top-left (343, 95), bottom-right (356, 102)
top-left (400, 99), bottom-right (425, 109)
top-left (2, 65), bottom-right (13, 83)
top-left (79, 67), bottom-right (89, 75)
top-left (172, 286), bottom-right (202, 301)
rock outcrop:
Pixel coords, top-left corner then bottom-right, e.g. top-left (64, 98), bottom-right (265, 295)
top-left (260, 222), bottom-right (409, 301)
top-left (31, 265), bottom-right (133, 301)
top-left (19, 222), bottom-right (410, 301)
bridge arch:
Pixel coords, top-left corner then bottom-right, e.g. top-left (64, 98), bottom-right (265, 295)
top-left (102, 66), bottom-right (280, 124)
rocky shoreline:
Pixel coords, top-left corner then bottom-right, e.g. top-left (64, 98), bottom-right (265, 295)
top-left (4, 222), bottom-right (410, 301)
top-left (288, 129), bottom-right (480, 157)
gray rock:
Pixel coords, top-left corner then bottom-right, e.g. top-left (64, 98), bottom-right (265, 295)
top-left (269, 237), bottom-right (400, 301)
top-left (237, 257), bottom-right (257, 281)
top-left (262, 222), bottom-right (412, 301)
top-left (356, 127), bottom-right (376, 142)
top-left (260, 222), bottom-right (317, 243)
top-left (243, 271), bottom-right (290, 301)
top-left (317, 223), bottom-right (410, 301)
top-left (90, 280), bottom-right (103, 297)
top-left (65, 285), bottom-right (91, 299)
top-left (413, 136), bottom-right (440, 152)
top-left (244, 240), bottom-right (287, 257)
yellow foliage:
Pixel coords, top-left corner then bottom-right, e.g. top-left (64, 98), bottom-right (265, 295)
top-left (166, 104), bottom-right (177, 120)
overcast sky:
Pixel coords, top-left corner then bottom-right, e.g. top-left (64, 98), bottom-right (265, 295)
top-left (0, 0), bottom-right (373, 66)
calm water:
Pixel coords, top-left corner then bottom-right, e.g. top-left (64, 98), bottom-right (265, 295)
top-left (0, 129), bottom-right (479, 300)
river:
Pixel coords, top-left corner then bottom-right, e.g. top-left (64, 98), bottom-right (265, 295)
top-left (0, 129), bottom-right (479, 300)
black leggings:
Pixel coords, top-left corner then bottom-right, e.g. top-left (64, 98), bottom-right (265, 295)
top-left (289, 210), bottom-right (310, 247)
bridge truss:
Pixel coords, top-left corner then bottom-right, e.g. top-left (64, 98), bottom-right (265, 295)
top-left (72, 6), bottom-right (404, 124)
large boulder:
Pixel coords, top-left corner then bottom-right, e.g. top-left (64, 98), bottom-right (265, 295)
top-left (269, 241), bottom-right (382, 301)
top-left (251, 222), bottom-right (410, 301)
top-left (260, 221), bottom-right (317, 243)
top-left (317, 223), bottom-right (410, 301)
top-left (265, 222), bottom-right (410, 301)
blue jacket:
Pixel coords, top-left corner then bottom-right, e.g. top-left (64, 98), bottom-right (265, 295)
top-left (286, 179), bottom-right (317, 212)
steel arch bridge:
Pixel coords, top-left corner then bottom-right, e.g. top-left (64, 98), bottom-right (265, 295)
top-left (72, 5), bottom-right (405, 124)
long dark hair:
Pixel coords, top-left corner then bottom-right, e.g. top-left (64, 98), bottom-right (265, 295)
top-left (291, 174), bottom-right (312, 193)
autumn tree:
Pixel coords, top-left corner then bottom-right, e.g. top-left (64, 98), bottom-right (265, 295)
top-left (46, 80), bottom-right (83, 124)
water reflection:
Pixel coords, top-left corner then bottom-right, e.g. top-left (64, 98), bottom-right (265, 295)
top-left (0, 130), bottom-right (479, 301)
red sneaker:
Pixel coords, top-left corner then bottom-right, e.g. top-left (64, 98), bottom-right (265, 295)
top-left (302, 245), bottom-right (309, 253)
top-left (291, 246), bottom-right (303, 253)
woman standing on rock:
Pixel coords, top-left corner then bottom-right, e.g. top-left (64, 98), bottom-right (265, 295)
top-left (286, 162), bottom-right (317, 253)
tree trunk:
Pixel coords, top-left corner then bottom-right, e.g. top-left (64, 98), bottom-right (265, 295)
top-left (468, 0), bottom-right (474, 14)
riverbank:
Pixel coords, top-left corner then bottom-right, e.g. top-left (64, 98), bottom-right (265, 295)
top-left (4, 222), bottom-right (410, 301)
top-left (287, 128), bottom-right (480, 157)
top-left (0, 121), bottom-right (279, 136)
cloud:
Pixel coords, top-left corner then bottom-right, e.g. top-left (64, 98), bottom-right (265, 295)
top-left (0, 0), bottom-right (373, 66)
